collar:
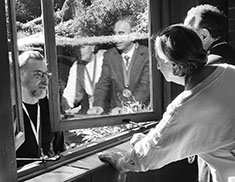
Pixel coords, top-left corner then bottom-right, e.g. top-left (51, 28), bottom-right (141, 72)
top-left (207, 39), bottom-right (228, 54)
top-left (122, 43), bottom-right (137, 59)
top-left (185, 65), bottom-right (217, 90)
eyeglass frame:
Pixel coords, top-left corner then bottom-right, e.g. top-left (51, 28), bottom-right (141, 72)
top-left (32, 70), bottom-right (52, 80)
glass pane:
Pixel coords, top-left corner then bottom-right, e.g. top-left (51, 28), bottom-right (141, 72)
top-left (17, 0), bottom-right (158, 160)
top-left (55, 0), bottom-right (151, 120)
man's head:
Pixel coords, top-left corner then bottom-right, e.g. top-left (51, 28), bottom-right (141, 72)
top-left (79, 44), bottom-right (96, 62)
top-left (113, 16), bottom-right (135, 53)
top-left (155, 24), bottom-right (207, 85)
top-left (184, 4), bottom-right (227, 50)
top-left (19, 51), bottom-right (51, 103)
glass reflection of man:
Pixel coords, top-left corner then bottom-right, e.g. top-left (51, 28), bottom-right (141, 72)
top-left (62, 44), bottom-right (105, 114)
top-left (87, 15), bottom-right (150, 115)
top-left (16, 50), bottom-right (65, 168)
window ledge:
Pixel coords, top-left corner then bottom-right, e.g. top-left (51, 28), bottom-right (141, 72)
top-left (25, 142), bottom-right (130, 182)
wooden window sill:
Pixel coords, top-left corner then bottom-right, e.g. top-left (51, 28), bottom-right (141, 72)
top-left (25, 142), bottom-right (130, 182)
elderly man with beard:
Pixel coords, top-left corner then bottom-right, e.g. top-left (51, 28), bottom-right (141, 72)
top-left (16, 51), bottom-right (65, 168)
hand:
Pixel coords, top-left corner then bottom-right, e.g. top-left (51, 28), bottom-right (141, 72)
top-left (110, 107), bottom-right (124, 115)
top-left (130, 133), bottom-right (146, 147)
top-left (98, 151), bottom-right (124, 170)
top-left (61, 96), bottom-right (71, 113)
top-left (87, 106), bottom-right (104, 115)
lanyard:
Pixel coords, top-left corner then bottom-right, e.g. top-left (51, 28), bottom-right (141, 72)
top-left (84, 55), bottom-right (97, 94)
top-left (22, 103), bottom-right (40, 145)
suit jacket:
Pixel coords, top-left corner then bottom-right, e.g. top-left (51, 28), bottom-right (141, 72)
top-left (93, 43), bottom-right (150, 112)
top-left (207, 39), bottom-right (235, 65)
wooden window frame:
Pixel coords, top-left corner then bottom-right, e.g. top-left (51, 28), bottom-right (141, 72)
top-left (17, 0), bottom-right (166, 180)
top-left (7, 0), bottom-right (25, 151)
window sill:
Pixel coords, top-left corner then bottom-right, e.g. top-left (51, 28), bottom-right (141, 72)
top-left (24, 141), bottom-right (129, 182)
top-left (18, 122), bottom-right (157, 182)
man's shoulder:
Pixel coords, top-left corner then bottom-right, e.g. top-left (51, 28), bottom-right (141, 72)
top-left (137, 43), bottom-right (149, 54)
top-left (210, 42), bottom-right (235, 58)
top-left (137, 43), bottom-right (148, 50)
top-left (104, 47), bottom-right (118, 55)
top-left (210, 43), bottom-right (235, 65)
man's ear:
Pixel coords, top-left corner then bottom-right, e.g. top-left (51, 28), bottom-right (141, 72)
top-left (200, 28), bottom-right (211, 44)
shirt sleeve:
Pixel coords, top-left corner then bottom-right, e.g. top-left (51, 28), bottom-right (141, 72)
top-left (116, 101), bottom-right (181, 172)
top-left (63, 62), bottom-right (84, 108)
top-left (117, 86), bottom-right (235, 172)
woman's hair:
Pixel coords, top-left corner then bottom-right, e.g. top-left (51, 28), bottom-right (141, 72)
top-left (155, 24), bottom-right (207, 77)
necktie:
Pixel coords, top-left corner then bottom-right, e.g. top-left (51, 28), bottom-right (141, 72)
top-left (124, 55), bottom-right (130, 69)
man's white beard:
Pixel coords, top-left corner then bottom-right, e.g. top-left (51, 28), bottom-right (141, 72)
top-left (31, 88), bottom-right (47, 100)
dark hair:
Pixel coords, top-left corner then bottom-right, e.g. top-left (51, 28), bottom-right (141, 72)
top-left (186, 4), bottom-right (227, 40)
top-left (155, 24), bottom-right (207, 77)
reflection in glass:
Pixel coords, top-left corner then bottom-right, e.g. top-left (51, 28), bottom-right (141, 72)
top-left (55, 0), bottom-right (151, 120)
top-left (15, 0), bottom-right (152, 155)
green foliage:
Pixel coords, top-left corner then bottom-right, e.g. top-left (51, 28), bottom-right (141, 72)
top-left (16, 0), bottom-right (41, 23)
top-left (55, 0), bottom-right (148, 37)
top-left (16, 0), bottom-right (65, 23)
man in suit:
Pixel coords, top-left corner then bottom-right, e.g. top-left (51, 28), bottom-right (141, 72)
top-left (87, 16), bottom-right (150, 115)
top-left (184, 4), bottom-right (235, 182)
top-left (16, 50), bottom-right (65, 168)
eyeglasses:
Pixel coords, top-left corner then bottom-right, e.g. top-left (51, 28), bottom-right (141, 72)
top-left (33, 70), bottom-right (52, 80)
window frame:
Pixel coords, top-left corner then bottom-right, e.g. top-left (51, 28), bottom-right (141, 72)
top-left (7, 0), bottom-right (25, 150)
top-left (42, 0), bottom-right (164, 132)
top-left (0, 0), bottom-right (18, 181)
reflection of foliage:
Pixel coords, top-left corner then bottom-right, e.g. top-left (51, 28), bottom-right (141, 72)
top-left (117, 92), bottom-right (152, 114)
top-left (16, 0), bottom-right (148, 39)
top-left (67, 121), bottom-right (151, 147)
top-left (134, 7), bottom-right (149, 33)
top-left (55, 0), bottom-right (148, 37)
top-left (121, 100), bottom-right (152, 114)
top-left (16, 0), bottom-right (41, 23)
top-left (66, 90), bottom-right (152, 148)
top-left (70, 125), bottom-right (130, 145)
top-left (15, 0), bottom-right (65, 23)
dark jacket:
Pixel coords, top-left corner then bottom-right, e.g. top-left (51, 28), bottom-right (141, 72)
top-left (207, 39), bottom-right (235, 65)
top-left (93, 44), bottom-right (150, 112)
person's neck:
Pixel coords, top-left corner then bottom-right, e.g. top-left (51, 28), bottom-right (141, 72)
top-left (83, 54), bottom-right (95, 65)
top-left (185, 65), bottom-right (217, 90)
top-left (123, 43), bottom-right (135, 54)
top-left (22, 89), bottom-right (39, 105)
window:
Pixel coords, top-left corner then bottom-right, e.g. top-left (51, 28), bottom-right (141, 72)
top-left (11, 0), bottom-right (165, 180)
top-left (1, 0), bottom-right (200, 181)
top-left (42, 0), bottom-right (163, 132)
